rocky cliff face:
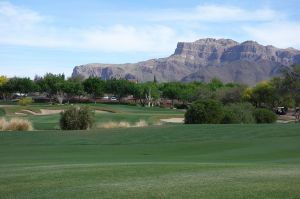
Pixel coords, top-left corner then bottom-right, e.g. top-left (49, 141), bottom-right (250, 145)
top-left (72, 38), bottom-right (300, 85)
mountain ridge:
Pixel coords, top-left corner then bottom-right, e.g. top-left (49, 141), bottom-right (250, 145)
top-left (72, 38), bottom-right (300, 85)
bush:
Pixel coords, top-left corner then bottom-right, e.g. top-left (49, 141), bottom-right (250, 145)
top-left (222, 103), bottom-right (255, 124)
top-left (184, 99), bottom-right (223, 124)
top-left (97, 120), bottom-right (148, 129)
top-left (18, 97), bottom-right (33, 106)
top-left (0, 108), bottom-right (5, 116)
top-left (253, 108), bottom-right (277, 123)
top-left (60, 106), bottom-right (94, 130)
top-left (0, 118), bottom-right (33, 131)
top-left (221, 109), bottom-right (235, 124)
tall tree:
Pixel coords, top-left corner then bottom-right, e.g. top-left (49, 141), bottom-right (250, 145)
top-left (133, 82), bottom-right (160, 106)
top-left (63, 77), bottom-right (84, 103)
top-left (3, 77), bottom-right (36, 97)
top-left (160, 82), bottom-right (181, 106)
top-left (105, 79), bottom-right (135, 102)
top-left (177, 83), bottom-right (198, 104)
top-left (36, 73), bottom-right (65, 103)
top-left (281, 64), bottom-right (300, 106)
top-left (270, 77), bottom-right (294, 108)
top-left (216, 85), bottom-right (246, 105)
top-left (83, 77), bottom-right (104, 103)
top-left (0, 76), bottom-right (8, 100)
top-left (247, 81), bottom-right (276, 108)
top-left (208, 78), bottom-right (223, 91)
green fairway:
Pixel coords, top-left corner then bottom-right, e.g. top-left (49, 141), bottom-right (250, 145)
top-left (0, 124), bottom-right (300, 198)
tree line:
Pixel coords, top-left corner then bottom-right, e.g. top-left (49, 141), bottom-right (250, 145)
top-left (0, 64), bottom-right (299, 110)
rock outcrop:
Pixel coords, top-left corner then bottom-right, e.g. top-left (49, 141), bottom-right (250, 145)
top-left (72, 38), bottom-right (300, 85)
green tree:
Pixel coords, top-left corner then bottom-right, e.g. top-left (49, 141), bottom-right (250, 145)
top-left (153, 75), bottom-right (158, 83)
top-left (36, 73), bottom-right (65, 103)
top-left (105, 79), bottom-right (135, 102)
top-left (3, 77), bottom-right (36, 98)
top-left (132, 83), bottom-right (144, 104)
top-left (281, 64), bottom-right (300, 106)
top-left (133, 82), bottom-right (160, 106)
top-left (63, 77), bottom-right (84, 103)
top-left (216, 85), bottom-right (246, 105)
top-left (161, 82), bottom-right (181, 106)
top-left (83, 77), bottom-right (104, 103)
top-left (196, 85), bottom-right (215, 101)
top-left (177, 83), bottom-right (199, 104)
top-left (0, 76), bottom-right (8, 100)
top-left (0, 76), bottom-right (8, 87)
top-left (270, 77), bottom-right (295, 108)
top-left (208, 78), bottom-right (223, 91)
top-left (245, 81), bottom-right (276, 108)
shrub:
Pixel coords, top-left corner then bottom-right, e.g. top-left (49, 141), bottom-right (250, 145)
top-left (222, 109), bottom-right (237, 124)
top-left (253, 108), bottom-right (277, 123)
top-left (0, 118), bottom-right (33, 131)
top-left (0, 108), bottom-right (5, 116)
top-left (97, 120), bottom-right (148, 129)
top-left (222, 103), bottom-right (255, 124)
top-left (184, 99), bottom-right (223, 124)
top-left (18, 97), bottom-right (33, 106)
top-left (60, 106), bottom-right (94, 130)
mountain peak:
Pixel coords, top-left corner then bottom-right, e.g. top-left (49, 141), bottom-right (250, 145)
top-left (72, 38), bottom-right (300, 85)
top-left (240, 40), bottom-right (260, 46)
top-left (195, 38), bottom-right (239, 45)
top-left (174, 38), bottom-right (238, 56)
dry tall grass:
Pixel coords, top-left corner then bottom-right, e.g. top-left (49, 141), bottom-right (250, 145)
top-left (0, 118), bottom-right (33, 131)
top-left (0, 118), bottom-right (6, 130)
top-left (134, 120), bottom-right (148, 127)
top-left (97, 120), bottom-right (148, 129)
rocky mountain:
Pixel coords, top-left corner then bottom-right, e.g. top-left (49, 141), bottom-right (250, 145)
top-left (72, 38), bottom-right (300, 85)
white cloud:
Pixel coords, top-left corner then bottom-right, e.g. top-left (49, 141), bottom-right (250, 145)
top-left (150, 5), bottom-right (279, 22)
top-left (0, 23), bottom-right (198, 52)
top-left (0, 2), bottom-right (199, 53)
top-left (0, 1), bottom-right (43, 28)
top-left (0, 1), bottom-right (298, 53)
top-left (79, 25), bottom-right (198, 52)
top-left (243, 21), bottom-right (300, 48)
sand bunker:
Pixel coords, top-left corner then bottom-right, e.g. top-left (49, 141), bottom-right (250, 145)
top-left (20, 109), bottom-right (112, 116)
top-left (21, 109), bottom-right (63, 115)
top-left (160, 118), bottom-right (184, 123)
top-left (21, 110), bottom-right (40, 115)
top-left (40, 109), bottom-right (63, 115)
top-left (15, 112), bottom-right (27, 116)
top-left (277, 115), bottom-right (296, 123)
top-left (95, 110), bottom-right (112, 114)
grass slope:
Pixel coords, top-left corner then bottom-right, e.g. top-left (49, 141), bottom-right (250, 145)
top-left (0, 124), bottom-right (300, 198)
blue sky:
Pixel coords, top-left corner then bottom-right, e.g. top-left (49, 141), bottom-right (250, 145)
top-left (1, 0), bottom-right (300, 78)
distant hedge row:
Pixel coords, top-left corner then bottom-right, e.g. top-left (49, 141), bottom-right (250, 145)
top-left (184, 100), bottom-right (277, 124)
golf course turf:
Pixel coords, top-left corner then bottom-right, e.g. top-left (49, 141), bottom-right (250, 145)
top-left (0, 124), bottom-right (300, 198)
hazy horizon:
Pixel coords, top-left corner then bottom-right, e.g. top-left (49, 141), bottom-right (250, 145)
top-left (1, 0), bottom-right (300, 78)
